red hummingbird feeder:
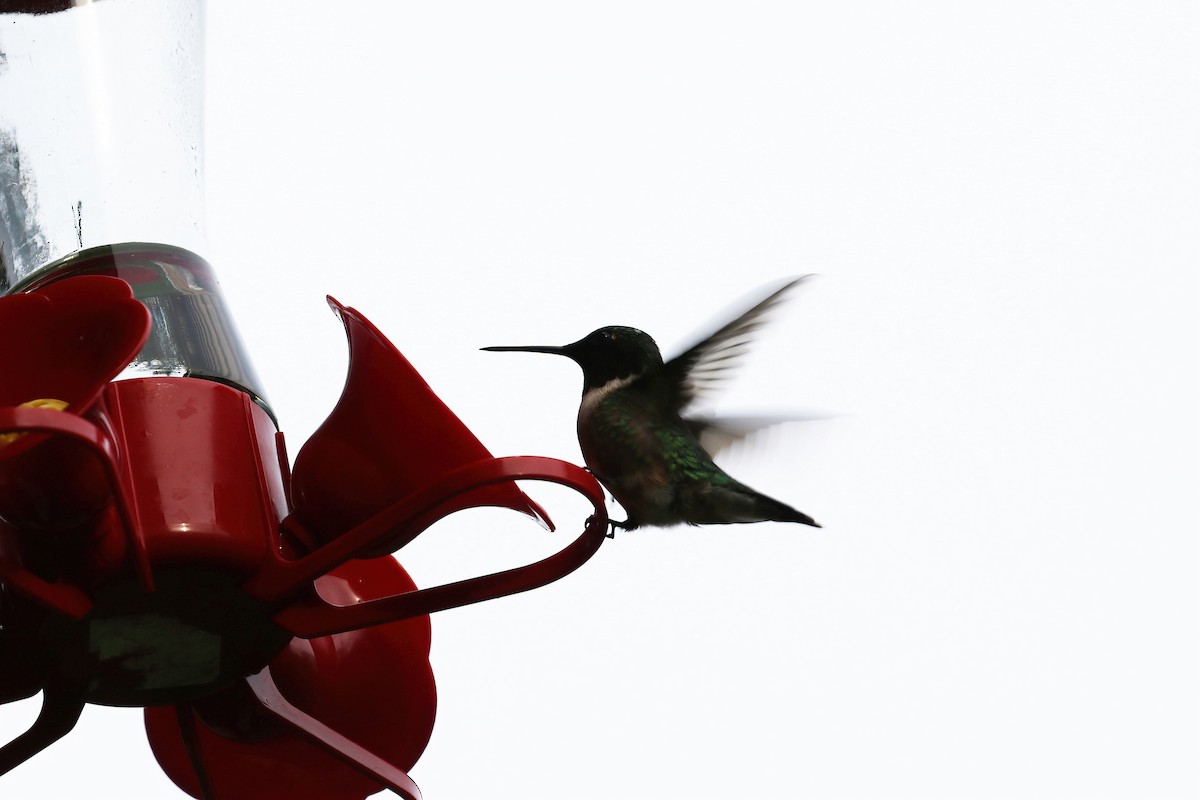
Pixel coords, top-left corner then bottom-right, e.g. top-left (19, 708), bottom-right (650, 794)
top-left (0, 254), bottom-right (608, 799)
top-left (0, 4), bottom-right (608, 798)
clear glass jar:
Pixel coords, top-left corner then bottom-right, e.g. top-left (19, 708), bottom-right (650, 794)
top-left (0, 0), bottom-right (270, 417)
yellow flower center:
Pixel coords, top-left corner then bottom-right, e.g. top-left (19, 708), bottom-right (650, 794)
top-left (0, 398), bottom-right (70, 446)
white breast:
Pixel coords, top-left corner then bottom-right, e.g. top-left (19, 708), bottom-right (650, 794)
top-left (578, 373), bottom-right (638, 422)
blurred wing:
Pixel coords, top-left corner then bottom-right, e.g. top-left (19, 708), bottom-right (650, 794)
top-left (663, 275), bottom-right (813, 414)
top-left (686, 410), bottom-right (837, 458)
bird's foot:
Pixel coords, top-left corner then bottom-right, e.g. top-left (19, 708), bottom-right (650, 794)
top-left (606, 518), bottom-right (638, 538)
top-left (585, 514), bottom-right (610, 538)
top-left (586, 515), bottom-right (636, 539)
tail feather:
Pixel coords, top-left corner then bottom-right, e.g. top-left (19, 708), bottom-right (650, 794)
top-left (754, 493), bottom-right (821, 528)
top-left (686, 483), bottom-right (821, 528)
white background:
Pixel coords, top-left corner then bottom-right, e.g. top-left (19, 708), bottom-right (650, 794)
top-left (3, 2), bottom-right (1198, 799)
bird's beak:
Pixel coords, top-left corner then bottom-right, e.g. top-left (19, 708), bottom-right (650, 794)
top-left (481, 344), bottom-right (571, 357)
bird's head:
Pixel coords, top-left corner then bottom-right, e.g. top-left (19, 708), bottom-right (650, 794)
top-left (483, 326), bottom-right (663, 392)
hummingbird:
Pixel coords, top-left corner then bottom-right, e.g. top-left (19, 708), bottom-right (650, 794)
top-left (483, 276), bottom-right (820, 533)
